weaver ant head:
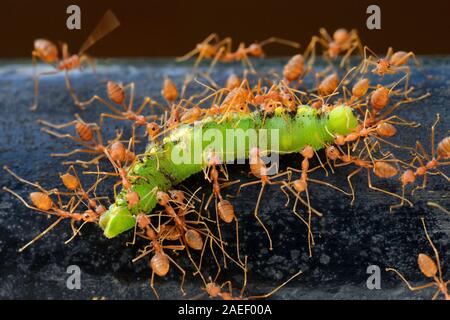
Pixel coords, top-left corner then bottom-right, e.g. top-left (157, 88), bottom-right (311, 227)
top-left (169, 190), bottom-right (185, 204)
top-left (136, 214), bottom-right (150, 229)
top-left (33, 39), bottom-right (59, 63)
top-left (156, 191), bottom-right (170, 206)
top-left (333, 28), bottom-right (350, 45)
top-left (327, 42), bottom-right (341, 58)
top-left (247, 43), bottom-right (264, 57)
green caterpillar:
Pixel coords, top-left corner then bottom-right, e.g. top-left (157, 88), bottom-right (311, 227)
top-left (99, 105), bottom-right (358, 238)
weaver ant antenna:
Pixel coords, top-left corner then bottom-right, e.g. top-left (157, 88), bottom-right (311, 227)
top-left (386, 218), bottom-right (449, 300)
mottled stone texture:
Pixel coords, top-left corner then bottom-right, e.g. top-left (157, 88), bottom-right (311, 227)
top-left (0, 58), bottom-right (449, 300)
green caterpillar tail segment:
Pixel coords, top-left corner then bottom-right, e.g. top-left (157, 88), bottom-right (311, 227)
top-left (99, 105), bottom-right (358, 238)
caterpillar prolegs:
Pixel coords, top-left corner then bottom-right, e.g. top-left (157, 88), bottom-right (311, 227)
top-left (100, 104), bottom-right (358, 238)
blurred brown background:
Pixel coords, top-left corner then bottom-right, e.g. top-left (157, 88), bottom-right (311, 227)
top-left (1, 0), bottom-right (449, 58)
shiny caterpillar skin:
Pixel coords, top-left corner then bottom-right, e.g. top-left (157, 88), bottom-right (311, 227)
top-left (100, 104), bottom-right (358, 238)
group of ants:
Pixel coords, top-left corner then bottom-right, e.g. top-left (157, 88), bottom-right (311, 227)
top-left (3, 10), bottom-right (450, 300)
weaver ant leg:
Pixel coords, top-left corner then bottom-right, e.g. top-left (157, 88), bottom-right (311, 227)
top-left (135, 97), bottom-right (155, 115)
top-left (205, 37), bottom-right (232, 76)
top-left (51, 148), bottom-right (100, 157)
top-left (99, 112), bottom-right (128, 125)
top-left (20, 217), bottom-right (66, 252)
top-left (303, 36), bottom-right (328, 66)
top-left (64, 71), bottom-right (83, 108)
top-left (79, 54), bottom-right (103, 82)
top-left (209, 236), bottom-right (223, 281)
top-left (31, 69), bottom-right (60, 111)
top-left (280, 182), bottom-right (315, 255)
top-left (65, 220), bottom-right (89, 244)
top-left (193, 233), bottom-right (209, 276)
top-left (377, 92), bottom-right (431, 122)
top-left (120, 82), bottom-right (136, 111)
top-left (385, 268), bottom-right (436, 291)
top-left (37, 119), bottom-right (80, 130)
top-left (339, 43), bottom-right (359, 69)
top-left (63, 154), bottom-right (106, 167)
top-left (77, 94), bottom-right (124, 114)
top-left (3, 166), bottom-right (61, 197)
top-left (241, 51), bottom-right (257, 75)
top-left (237, 170), bottom-right (291, 251)
top-left (40, 128), bottom-right (86, 144)
top-left (367, 169), bottom-right (413, 208)
top-left (427, 202), bottom-right (450, 216)
top-left (211, 197), bottom-right (227, 268)
top-left (177, 33), bottom-right (219, 61)
top-left (149, 271), bottom-right (159, 300)
top-left (360, 46), bottom-right (380, 75)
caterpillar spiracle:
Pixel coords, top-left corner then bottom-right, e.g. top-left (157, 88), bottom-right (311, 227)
top-left (100, 104), bottom-right (358, 238)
